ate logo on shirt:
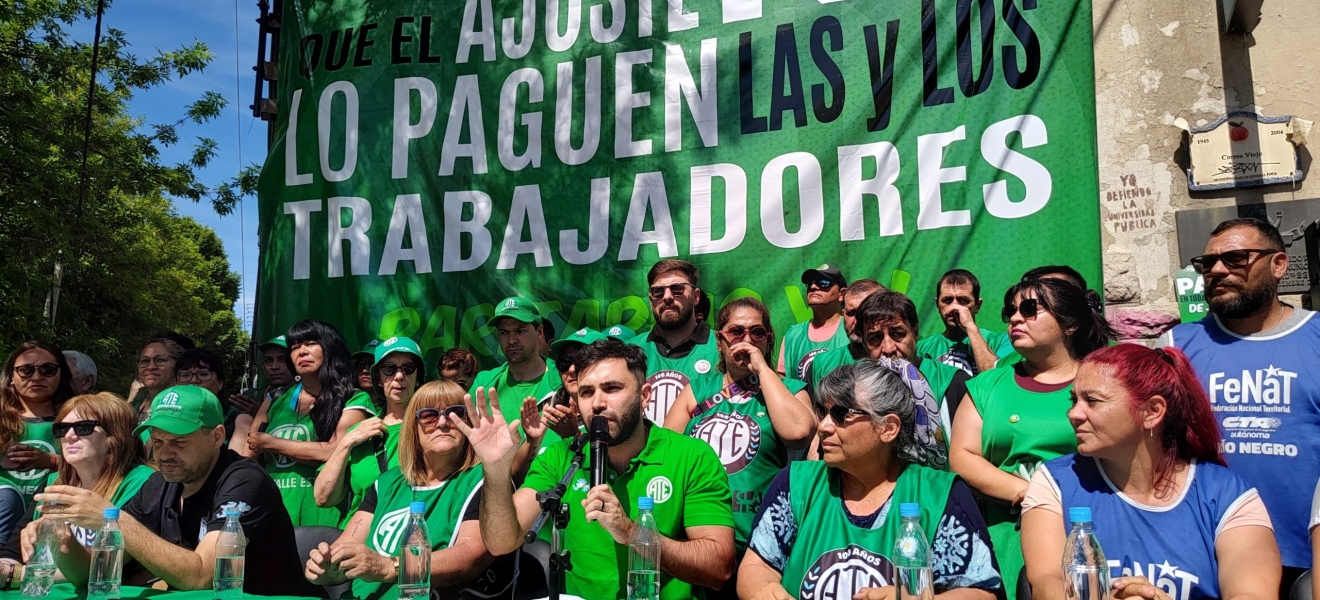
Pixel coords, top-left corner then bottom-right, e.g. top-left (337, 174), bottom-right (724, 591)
top-left (645, 370), bottom-right (689, 424)
top-left (269, 424), bottom-right (312, 468)
top-left (1208, 366), bottom-right (1298, 407)
top-left (372, 506), bottom-right (413, 556)
top-left (690, 412), bottom-right (761, 475)
top-left (5, 439), bottom-right (55, 482)
top-left (1109, 559), bottom-right (1200, 600)
top-left (801, 545), bottom-right (893, 600)
top-left (795, 350), bottom-right (826, 381)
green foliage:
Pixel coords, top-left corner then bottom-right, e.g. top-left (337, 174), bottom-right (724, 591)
top-left (0, 0), bottom-right (256, 394)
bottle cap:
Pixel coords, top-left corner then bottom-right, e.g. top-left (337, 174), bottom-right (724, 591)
top-left (1068, 506), bottom-right (1092, 524)
top-left (899, 503), bottom-right (920, 518)
top-left (410, 501), bottom-right (426, 514)
top-left (103, 507), bottom-right (119, 519)
top-left (638, 496), bottom-right (654, 510)
top-left (225, 509), bottom-right (242, 518)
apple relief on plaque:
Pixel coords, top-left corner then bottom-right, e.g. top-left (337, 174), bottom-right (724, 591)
top-left (1184, 112), bottom-right (1308, 191)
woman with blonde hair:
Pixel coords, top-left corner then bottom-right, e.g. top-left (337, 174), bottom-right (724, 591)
top-left (1, 393), bottom-right (154, 585)
top-left (305, 381), bottom-right (514, 600)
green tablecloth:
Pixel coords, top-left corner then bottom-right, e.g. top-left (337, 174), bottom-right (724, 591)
top-left (0, 583), bottom-right (321, 600)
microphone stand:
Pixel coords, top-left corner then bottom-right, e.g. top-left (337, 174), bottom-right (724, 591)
top-left (525, 433), bottom-right (586, 600)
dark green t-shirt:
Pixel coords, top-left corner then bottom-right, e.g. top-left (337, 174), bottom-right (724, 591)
top-left (523, 424), bottom-right (734, 600)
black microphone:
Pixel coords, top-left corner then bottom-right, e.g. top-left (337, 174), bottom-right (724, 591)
top-left (590, 416), bottom-right (610, 489)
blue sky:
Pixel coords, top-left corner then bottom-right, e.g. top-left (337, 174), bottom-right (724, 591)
top-left (74, 0), bottom-right (267, 332)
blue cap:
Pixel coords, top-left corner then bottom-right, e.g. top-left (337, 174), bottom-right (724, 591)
top-left (410, 501), bottom-right (426, 514)
top-left (1068, 506), bottom-right (1092, 524)
top-left (899, 503), bottom-right (920, 518)
top-left (103, 507), bottom-right (119, 519)
top-left (225, 509), bottom-right (241, 518)
top-left (638, 496), bottom-right (654, 510)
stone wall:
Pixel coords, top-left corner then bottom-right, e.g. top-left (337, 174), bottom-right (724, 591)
top-left (1093, 0), bottom-right (1318, 341)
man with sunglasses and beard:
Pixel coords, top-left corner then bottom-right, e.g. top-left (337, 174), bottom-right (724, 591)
top-left (460, 339), bottom-right (736, 600)
top-left (776, 265), bottom-right (851, 381)
top-left (1158, 217), bottom-right (1320, 595)
top-left (631, 260), bottom-right (722, 426)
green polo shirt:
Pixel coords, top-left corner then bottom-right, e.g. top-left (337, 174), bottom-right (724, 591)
top-left (522, 424), bottom-right (734, 600)
top-left (470, 360), bottom-right (562, 447)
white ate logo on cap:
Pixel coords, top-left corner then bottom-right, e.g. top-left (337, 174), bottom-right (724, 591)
top-left (384, 336), bottom-right (398, 345)
top-left (160, 392), bottom-right (181, 406)
top-left (504, 299), bottom-right (518, 310)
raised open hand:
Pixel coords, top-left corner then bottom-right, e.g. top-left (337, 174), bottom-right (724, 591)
top-left (447, 387), bottom-right (522, 473)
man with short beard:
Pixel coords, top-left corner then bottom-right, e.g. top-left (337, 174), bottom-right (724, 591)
top-left (460, 339), bottom-right (735, 600)
top-left (631, 260), bottom-right (721, 424)
top-left (32, 386), bottom-right (314, 595)
top-left (1159, 217), bottom-right (1320, 593)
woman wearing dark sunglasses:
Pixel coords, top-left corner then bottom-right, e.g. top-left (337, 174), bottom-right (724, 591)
top-left (0, 342), bottom-right (73, 545)
top-left (315, 337), bottom-right (425, 527)
top-left (949, 276), bottom-right (1116, 600)
top-left (663, 298), bottom-right (816, 563)
top-left (0, 392), bottom-right (155, 585)
top-left (305, 381), bottom-right (516, 599)
top-left (738, 359), bottom-right (1002, 600)
top-left (242, 320), bottom-right (376, 528)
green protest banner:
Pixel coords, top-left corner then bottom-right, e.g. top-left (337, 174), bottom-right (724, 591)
top-left (1175, 266), bottom-right (1208, 323)
top-left (256, 0), bottom-right (1102, 367)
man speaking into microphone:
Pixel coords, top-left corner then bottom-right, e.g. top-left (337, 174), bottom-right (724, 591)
top-left (457, 339), bottom-right (735, 600)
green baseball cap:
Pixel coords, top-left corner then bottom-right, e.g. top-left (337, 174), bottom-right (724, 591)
top-left (134, 386), bottom-right (225, 437)
top-left (258, 335), bottom-right (287, 350)
top-left (492, 296), bottom-right (542, 326)
top-left (352, 340), bottom-right (381, 361)
top-left (550, 328), bottom-right (609, 355)
top-left (603, 325), bottom-right (633, 340)
top-left (373, 336), bottom-right (424, 367)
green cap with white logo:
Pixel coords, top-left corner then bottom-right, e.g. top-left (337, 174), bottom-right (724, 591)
top-left (134, 385), bottom-right (225, 437)
top-left (492, 296), bottom-right (542, 326)
top-left (258, 335), bottom-right (287, 350)
top-left (373, 336), bottom-right (423, 367)
top-left (603, 325), bottom-right (633, 341)
top-left (550, 328), bottom-right (609, 355)
top-left (352, 339), bottom-right (381, 362)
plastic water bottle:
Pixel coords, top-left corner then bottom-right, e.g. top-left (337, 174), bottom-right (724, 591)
top-left (1063, 507), bottom-right (1110, 600)
top-left (397, 501), bottom-right (431, 600)
top-left (627, 496), bottom-right (661, 600)
top-left (893, 503), bottom-right (934, 600)
top-left (88, 508), bottom-right (125, 600)
top-left (20, 518), bottom-right (61, 597)
top-left (212, 510), bottom-right (246, 600)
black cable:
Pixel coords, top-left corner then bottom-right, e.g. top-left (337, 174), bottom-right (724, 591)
top-left (73, 0), bottom-right (107, 222)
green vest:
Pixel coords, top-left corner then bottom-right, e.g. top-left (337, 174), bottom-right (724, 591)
top-left (634, 332), bottom-right (722, 424)
top-left (806, 346), bottom-right (861, 401)
top-left (781, 320), bottom-right (850, 381)
top-left (352, 466), bottom-right (486, 600)
top-left (470, 362), bottom-right (563, 447)
top-left (916, 358), bottom-right (959, 403)
top-left (780, 462), bottom-right (955, 600)
top-left (0, 417), bottom-right (58, 508)
top-left (264, 386), bottom-right (368, 526)
top-left (915, 329), bottom-right (1015, 376)
top-left (685, 372), bottom-right (806, 550)
top-left (337, 421), bottom-right (403, 527)
top-left (38, 464), bottom-right (154, 547)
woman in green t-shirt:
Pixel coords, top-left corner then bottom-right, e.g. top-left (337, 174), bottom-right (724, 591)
top-left (0, 392), bottom-right (154, 585)
top-left (304, 381), bottom-right (515, 600)
top-left (664, 297), bottom-right (815, 553)
top-left (241, 320), bottom-right (375, 527)
top-left (315, 337), bottom-right (426, 525)
top-left (0, 342), bottom-right (72, 545)
top-left (949, 277), bottom-right (1115, 600)
top-left (738, 359), bottom-right (1002, 600)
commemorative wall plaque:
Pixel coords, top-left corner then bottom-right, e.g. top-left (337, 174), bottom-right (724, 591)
top-left (1185, 112), bottom-right (1304, 191)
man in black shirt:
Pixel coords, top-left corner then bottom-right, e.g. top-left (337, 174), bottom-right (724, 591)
top-left (34, 386), bottom-right (316, 596)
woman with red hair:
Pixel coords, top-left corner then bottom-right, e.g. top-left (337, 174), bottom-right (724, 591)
top-left (1021, 344), bottom-right (1280, 600)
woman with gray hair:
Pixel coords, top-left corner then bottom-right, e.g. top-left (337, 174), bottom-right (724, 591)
top-left (737, 358), bottom-right (1004, 600)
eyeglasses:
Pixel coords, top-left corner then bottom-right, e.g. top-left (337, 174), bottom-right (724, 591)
top-left (353, 359), bottom-right (373, 372)
top-left (1001, 298), bottom-right (1042, 323)
top-left (555, 351), bottom-right (580, 373)
top-left (808, 278), bottom-right (837, 290)
top-left (176, 370), bottom-right (215, 383)
top-left (824, 404), bottom-right (868, 424)
top-left (721, 325), bottom-right (769, 343)
top-left (416, 406), bottom-right (468, 432)
top-left (1189, 249), bottom-right (1279, 275)
top-left (137, 356), bottom-right (172, 368)
top-left (378, 363), bottom-right (418, 378)
top-left (53, 420), bottom-right (101, 438)
top-left (648, 283), bottom-right (693, 299)
top-left (13, 363), bottom-right (59, 379)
